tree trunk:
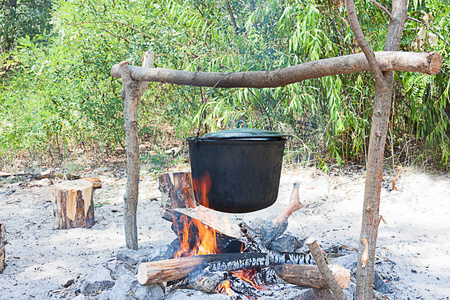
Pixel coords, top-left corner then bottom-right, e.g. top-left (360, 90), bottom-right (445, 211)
top-left (52, 180), bottom-right (95, 229)
top-left (111, 51), bottom-right (441, 88)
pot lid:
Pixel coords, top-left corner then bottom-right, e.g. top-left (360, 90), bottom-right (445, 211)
top-left (202, 128), bottom-right (286, 139)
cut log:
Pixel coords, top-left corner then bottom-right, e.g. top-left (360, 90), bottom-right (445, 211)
top-left (0, 222), bottom-right (6, 273)
top-left (159, 172), bottom-right (197, 209)
top-left (52, 180), bottom-right (95, 229)
top-left (274, 264), bottom-right (350, 289)
top-left (162, 208), bottom-right (244, 254)
top-left (138, 251), bottom-right (314, 285)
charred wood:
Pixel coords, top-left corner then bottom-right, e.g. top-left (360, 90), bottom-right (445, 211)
top-left (172, 270), bottom-right (228, 293)
top-left (138, 251), bottom-right (314, 285)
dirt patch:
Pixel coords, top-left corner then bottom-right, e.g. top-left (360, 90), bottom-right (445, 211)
top-left (0, 165), bottom-right (449, 299)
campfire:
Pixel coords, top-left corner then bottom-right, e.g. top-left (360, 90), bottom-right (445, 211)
top-left (137, 172), bottom-right (350, 299)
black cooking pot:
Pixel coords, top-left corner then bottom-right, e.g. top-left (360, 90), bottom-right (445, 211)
top-left (187, 126), bottom-right (288, 213)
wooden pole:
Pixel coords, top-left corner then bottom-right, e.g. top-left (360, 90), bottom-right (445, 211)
top-left (120, 51), bottom-right (154, 250)
top-left (111, 51), bottom-right (441, 88)
top-left (344, 0), bottom-right (408, 298)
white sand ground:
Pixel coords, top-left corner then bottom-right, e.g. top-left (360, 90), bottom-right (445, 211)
top-left (0, 166), bottom-right (449, 299)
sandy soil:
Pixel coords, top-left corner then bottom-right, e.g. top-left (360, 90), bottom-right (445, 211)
top-left (0, 165), bottom-right (449, 299)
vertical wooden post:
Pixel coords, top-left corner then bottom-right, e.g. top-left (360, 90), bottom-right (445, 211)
top-left (345, 0), bottom-right (408, 298)
top-left (119, 51), bottom-right (154, 250)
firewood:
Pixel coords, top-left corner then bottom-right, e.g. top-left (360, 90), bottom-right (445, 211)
top-left (159, 172), bottom-right (197, 209)
top-left (306, 237), bottom-right (348, 300)
top-left (52, 180), bottom-right (95, 229)
top-left (0, 222), bottom-right (6, 273)
top-left (274, 264), bottom-right (350, 289)
top-left (162, 208), bottom-right (244, 253)
top-left (138, 251), bottom-right (314, 285)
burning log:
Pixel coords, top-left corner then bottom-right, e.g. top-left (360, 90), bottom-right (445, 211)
top-left (138, 251), bottom-right (314, 285)
top-left (162, 208), bottom-right (244, 254)
top-left (159, 172), bottom-right (197, 209)
top-left (0, 222), bottom-right (6, 273)
top-left (274, 264), bottom-right (350, 289)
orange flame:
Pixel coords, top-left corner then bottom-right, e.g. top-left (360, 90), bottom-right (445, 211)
top-left (192, 173), bottom-right (212, 208)
top-left (174, 173), bottom-right (219, 258)
top-left (217, 280), bottom-right (235, 297)
top-left (232, 269), bottom-right (263, 290)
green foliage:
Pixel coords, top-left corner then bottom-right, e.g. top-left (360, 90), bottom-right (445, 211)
top-left (0, 0), bottom-right (448, 170)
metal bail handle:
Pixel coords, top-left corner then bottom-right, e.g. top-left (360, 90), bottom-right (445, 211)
top-left (236, 120), bottom-right (248, 128)
top-left (196, 72), bottom-right (235, 138)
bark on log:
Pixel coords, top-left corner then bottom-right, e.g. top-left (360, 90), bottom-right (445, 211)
top-left (111, 51), bottom-right (442, 88)
top-left (138, 251), bottom-right (314, 285)
top-left (159, 172), bottom-right (197, 209)
top-left (307, 238), bottom-right (347, 300)
top-left (274, 264), bottom-right (350, 289)
top-left (0, 222), bottom-right (6, 273)
top-left (52, 180), bottom-right (95, 229)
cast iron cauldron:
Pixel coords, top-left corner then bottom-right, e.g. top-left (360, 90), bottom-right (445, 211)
top-left (187, 126), bottom-right (288, 213)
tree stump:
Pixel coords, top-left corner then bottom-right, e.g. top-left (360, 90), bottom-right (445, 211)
top-left (159, 172), bottom-right (197, 209)
top-left (53, 180), bottom-right (95, 229)
top-left (0, 222), bottom-right (6, 273)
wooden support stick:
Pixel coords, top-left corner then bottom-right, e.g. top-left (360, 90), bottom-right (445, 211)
top-left (111, 52), bottom-right (442, 88)
top-left (274, 264), bottom-right (350, 289)
top-left (306, 237), bottom-right (347, 300)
